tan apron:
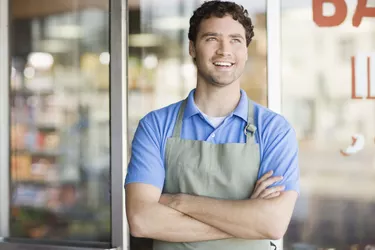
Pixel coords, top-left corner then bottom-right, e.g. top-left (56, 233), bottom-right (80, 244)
top-left (153, 98), bottom-right (271, 250)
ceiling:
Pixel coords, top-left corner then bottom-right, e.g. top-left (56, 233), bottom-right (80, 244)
top-left (13, 0), bottom-right (364, 19)
top-left (11, 0), bottom-right (280, 20)
top-left (12, 0), bottom-right (140, 19)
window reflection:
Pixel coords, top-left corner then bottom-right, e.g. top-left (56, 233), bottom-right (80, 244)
top-left (10, 0), bottom-right (111, 242)
top-left (282, 1), bottom-right (375, 249)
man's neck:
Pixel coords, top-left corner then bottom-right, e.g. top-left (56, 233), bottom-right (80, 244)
top-left (194, 83), bottom-right (241, 117)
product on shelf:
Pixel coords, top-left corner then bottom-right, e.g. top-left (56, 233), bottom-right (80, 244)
top-left (11, 124), bottom-right (27, 150)
top-left (11, 154), bottom-right (32, 181)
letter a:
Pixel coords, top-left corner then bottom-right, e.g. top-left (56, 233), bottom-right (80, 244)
top-left (353, 0), bottom-right (375, 27)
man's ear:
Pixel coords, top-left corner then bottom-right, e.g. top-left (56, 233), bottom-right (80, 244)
top-left (189, 40), bottom-right (196, 59)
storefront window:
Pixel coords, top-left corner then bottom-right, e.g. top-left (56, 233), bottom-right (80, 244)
top-left (9, 0), bottom-right (111, 243)
top-left (282, 0), bottom-right (375, 249)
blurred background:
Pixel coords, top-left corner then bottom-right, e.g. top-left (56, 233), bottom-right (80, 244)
top-left (282, 1), bottom-right (375, 249)
top-left (4, 0), bottom-right (375, 249)
top-left (9, 0), bottom-right (111, 243)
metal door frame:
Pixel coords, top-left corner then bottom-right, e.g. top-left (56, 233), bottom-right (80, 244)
top-left (0, 0), bottom-right (10, 241)
top-left (267, 0), bottom-right (282, 114)
top-left (267, 0), bottom-right (283, 249)
top-left (110, 0), bottom-right (129, 249)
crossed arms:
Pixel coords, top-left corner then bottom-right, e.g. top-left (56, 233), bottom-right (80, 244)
top-left (126, 171), bottom-right (298, 242)
top-left (126, 117), bottom-right (299, 242)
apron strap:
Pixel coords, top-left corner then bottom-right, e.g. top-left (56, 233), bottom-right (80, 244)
top-left (245, 98), bottom-right (257, 143)
top-left (172, 99), bottom-right (187, 138)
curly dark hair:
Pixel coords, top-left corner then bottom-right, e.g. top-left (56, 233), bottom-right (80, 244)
top-left (188, 0), bottom-right (255, 46)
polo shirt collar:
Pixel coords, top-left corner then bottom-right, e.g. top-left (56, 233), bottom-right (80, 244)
top-left (183, 89), bottom-right (248, 122)
top-left (183, 89), bottom-right (200, 120)
top-left (233, 89), bottom-right (248, 122)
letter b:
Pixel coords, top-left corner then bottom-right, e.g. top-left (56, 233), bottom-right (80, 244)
top-left (313, 0), bottom-right (348, 27)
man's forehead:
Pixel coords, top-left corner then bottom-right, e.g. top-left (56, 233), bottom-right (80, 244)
top-left (198, 17), bottom-right (246, 37)
top-left (200, 16), bottom-right (244, 28)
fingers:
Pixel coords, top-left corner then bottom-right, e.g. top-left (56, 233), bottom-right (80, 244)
top-left (255, 170), bottom-right (273, 189)
top-left (251, 175), bottom-right (283, 198)
top-left (257, 176), bottom-right (283, 191)
top-left (259, 185), bottom-right (285, 199)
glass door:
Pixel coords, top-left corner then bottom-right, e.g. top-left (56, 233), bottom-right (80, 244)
top-left (0, 0), bottom-right (127, 249)
top-left (281, 0), bottom-right (375, 249)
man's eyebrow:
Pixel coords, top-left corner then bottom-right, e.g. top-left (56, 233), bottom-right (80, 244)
top-left (229, 34), bottom-right (245, 40)
top-left (200, 32), bottom-right (221, 38)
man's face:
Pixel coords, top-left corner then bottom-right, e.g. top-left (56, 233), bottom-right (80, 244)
top-left (190, 15), bottom-right (248, 87)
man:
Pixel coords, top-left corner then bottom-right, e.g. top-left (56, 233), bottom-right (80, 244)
top-left (125, 1), bottom-right (299, 249)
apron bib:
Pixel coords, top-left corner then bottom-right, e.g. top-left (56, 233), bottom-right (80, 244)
top-left (153, 98), bottom-right (271, 250)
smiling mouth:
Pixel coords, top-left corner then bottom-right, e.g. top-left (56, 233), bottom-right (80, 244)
top-left (213, 62), bottom-right (234, 67)
top-left (213, 61), bottom-right (235, 71)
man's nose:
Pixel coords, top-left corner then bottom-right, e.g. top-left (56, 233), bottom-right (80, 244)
top-left (216, 40), bottom-right (232, 56)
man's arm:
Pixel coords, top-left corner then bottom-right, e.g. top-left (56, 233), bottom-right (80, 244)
top-left (161, 119), bottom-right (300, 240)
top-left (162, 191), bottom-right (297, 240)
top-left (126, 183), bottom-right (233, 242)
top-left (125, 117), bottom-right (232, 242)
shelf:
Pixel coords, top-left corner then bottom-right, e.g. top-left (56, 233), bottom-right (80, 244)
top-left (10, 89), bottom-right (54, 97)
top-left (11, 180), bottom-right (54, 186)
top-left (35, 125), bottom-right (60, 131)
top-left (12, 181), bottom-right (80, 188)
top-left (10, 120), bottom-right (62, 130)
top-left (12, 149), bottom-right (61, 157)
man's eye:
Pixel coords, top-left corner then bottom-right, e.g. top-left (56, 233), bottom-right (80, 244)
top-left (207, 37), bottom-right (217, 41)
top-left (232, 39), bottom-right (241, 43)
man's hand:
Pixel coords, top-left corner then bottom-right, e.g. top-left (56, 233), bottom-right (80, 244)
top-left (250, 170), bottom-right (285, 199)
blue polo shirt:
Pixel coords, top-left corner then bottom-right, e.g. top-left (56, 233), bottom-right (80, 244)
top-left (125, 89), bottom-right (300, 193)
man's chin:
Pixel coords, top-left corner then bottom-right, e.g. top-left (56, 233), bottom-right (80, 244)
top-left (210, 78), bottom-right (237, 87)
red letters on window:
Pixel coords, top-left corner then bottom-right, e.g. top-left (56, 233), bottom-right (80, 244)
top-left (313, 0), bottom-right (375, 27)
top-left (352, 55), bottom-right (375, 100)
top-left (353, 0), bottom-right (375, 27)
top-left (313, 0), bottom-right (348, 27)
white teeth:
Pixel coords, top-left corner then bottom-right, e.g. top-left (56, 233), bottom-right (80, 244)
top-left (214, 62), bottom-right (232, 67)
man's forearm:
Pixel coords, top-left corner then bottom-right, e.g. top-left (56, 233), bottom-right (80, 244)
top-left (169, 192), bottom-right (296, 240)
top-left (128, 201), bottom-right (233, 242)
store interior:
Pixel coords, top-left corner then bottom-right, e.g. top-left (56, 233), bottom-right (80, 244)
top-left (10, 0), bottom-right (111, 242)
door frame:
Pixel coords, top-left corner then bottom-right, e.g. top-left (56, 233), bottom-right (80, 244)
top-left (267, 0), bottom-right (282, 114)
top-left (266, 0), bottom-right (283, 249)
top-left (0, 0), bottom-right (10, 240)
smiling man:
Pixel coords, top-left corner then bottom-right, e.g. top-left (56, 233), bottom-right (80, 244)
top-left (125, 1), bottom-right (300, 250)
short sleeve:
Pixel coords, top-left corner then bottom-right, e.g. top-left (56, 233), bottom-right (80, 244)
top-left (259, 123), bottom-right (300, 194)
top-left (125, 118), bottom-right (165, 190)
